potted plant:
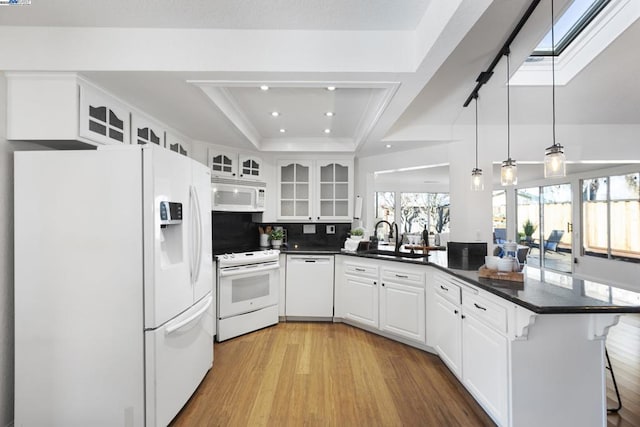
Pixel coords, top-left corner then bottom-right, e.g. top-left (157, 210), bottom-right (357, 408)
top-left (269, 229), bottom-right (284, 248)
top-left (350, 228), bottom-right (364, 240)
top-left (522, 219), bottom-right (537, 243)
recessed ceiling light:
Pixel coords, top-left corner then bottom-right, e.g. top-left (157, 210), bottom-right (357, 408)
top-left (260, 85), bottom-right (269, 91)
top-left (326, 86), bottom-right (336, 91)
top-left (325, 112), bottom-right (334, 117)
top-left (386, 144), bottom-right (392, 148)
top-left (271, 111), bottom-right (280, 117)
top-left (324, 129), bottom-right (331, 134)
top-left (279, 128), bottom-right (286, 133)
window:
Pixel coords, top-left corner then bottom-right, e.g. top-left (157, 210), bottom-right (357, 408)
top-left (374, 192), bottom-right (395, 240)
top-left (400, 192), bottom-right (449, 234)
top-left (492, 190), bottom-right (506, 228)
top-left (530, 0), bottom-right (611, 57)
top-left (582, 173), bottom-right (640, 262)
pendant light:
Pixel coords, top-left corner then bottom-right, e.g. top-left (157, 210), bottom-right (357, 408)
top-left (501, 49), bottom-right (517, 186)
top-left (471, 94), bottom-right (484, 191)
top-left (544, 0), bottom-right (566, 178)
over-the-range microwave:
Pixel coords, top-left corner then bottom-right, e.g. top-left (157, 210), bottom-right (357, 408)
top-left (211, 178), bottom-right (266, 212)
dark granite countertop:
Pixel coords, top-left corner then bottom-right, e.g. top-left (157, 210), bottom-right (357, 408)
top-left (340, 250), bottom-right (640, 314)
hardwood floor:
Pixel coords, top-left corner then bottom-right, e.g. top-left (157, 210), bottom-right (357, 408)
top-left (606, 313), bottom-right (640, 427)
top-left (171, 317), bottom-right (640, 427)
top-left (171, 322), bottom-right (495, 426)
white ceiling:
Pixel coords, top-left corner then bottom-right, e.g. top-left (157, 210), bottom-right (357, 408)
top-left (1, 0), bottom-right (637, 181)
top-left (0, 0), bottom-right (431, 30)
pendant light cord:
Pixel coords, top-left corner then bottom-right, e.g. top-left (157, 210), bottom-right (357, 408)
top-left (475, 95), bottom-right (479, 169)
top-left (551, 0), bottom-right (557, 146)
top-left (506, 50), bottom-right (511, 159)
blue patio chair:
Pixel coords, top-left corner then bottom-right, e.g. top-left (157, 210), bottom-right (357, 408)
top-left (544, 230), bottom-right (564, 253)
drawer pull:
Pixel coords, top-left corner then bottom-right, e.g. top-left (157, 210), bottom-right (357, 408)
top-left (395, 274), bottom-right (409, 278)
top-left (355, 268), bottom-right (366, 272)
top-left (440, 285), bottom-right (449, 292)
top-left (474, 303), bottom-right (487, 311)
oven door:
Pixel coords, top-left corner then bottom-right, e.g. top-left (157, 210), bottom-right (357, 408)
top-left (218, 261), bottom-right (279, 318)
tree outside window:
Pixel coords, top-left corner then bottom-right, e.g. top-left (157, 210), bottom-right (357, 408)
top-left (400, 192), bottom-right (450, 234)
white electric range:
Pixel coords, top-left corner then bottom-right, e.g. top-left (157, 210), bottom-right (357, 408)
top-left (216, 249), bottom-right (280, 341)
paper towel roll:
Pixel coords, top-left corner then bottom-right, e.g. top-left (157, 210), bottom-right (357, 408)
top-left (354, 196), bottom-right (363, 219)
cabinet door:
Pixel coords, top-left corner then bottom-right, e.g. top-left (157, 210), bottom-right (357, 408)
top-left (462, 312), bottom-right (509, 427)
top-left (131, 114), bottom-right (164, 146)
top-left (165, 132), bottom-right (190, 157)
top-left (380, 281), bottom-right (425, 343)
top-left (277, 161), bottom-right (313, 220)
top-left (208, 149), bottom-right (237, 178)
top-left (316, 160), bottom-right (352, 221)
top-left (432, 292), bottom-right (462, 377)
top-left (238, 155), bottom-right (263, 181)
top-left (79, 85), bottom-right (130, 145)
top-left (342, 274), bottom-right (378, 328)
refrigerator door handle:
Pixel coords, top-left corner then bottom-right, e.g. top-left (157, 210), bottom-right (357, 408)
top-left (165, 295), bottom-right (212, 335)
top-left (192, 185), bottom-right (203, 284)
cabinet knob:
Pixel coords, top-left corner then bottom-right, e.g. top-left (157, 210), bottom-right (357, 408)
top-left (232, 173), bottom-right (236, 176)
top-left (454, 309), bottom-right (459, 315)
top-left (461, 314), bottom-right (466, 319)
top-left (309, 217), bottom-right (312, 220)
top-left (382, 283), bottom-right (385, 287)
top-left (373, 281), bottom-right (377, 285)
top-left (317, 216), bottom-right (320, 220)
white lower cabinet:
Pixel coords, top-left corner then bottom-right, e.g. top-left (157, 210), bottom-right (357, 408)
top-left (427, 269), bottom-right (511, 426)
top-left (462, 309), bottom-right (509, 427)
top-left (342, 274), bottom-right (379, 328)
top-left (431, 292), bottom-right (462, 376)
top-left (379, 267), bottom-right (425, 343)
top-left (335, 256), bottom-right (426, 345)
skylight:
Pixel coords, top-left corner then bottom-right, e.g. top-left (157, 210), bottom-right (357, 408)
top-left (531, 0), bottom-right (611, 56)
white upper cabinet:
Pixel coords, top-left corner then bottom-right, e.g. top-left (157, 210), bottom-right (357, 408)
top-left (7, 73), bottom-right (131, 146)
top-left (131, 113), bottom-right (164, 147)
top-left (277, 159), bottom-right (353, 222)
top-left (78, 85), bottom-right (130, 145)
top-left (208, 148), bottom-right (263, 181)
top-left (277, 160), bottom-right (313, 220)
top-left (165, 132), bottom-right (191, 157)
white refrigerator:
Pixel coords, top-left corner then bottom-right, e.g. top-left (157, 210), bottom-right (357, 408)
top-left (14, 145), bottom-right (214, 426)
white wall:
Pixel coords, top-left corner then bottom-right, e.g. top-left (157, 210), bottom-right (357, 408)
top-left (0, 73), bottom-right (14, 426)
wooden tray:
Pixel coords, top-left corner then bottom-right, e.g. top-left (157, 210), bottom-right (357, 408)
top-left (478, 266), bottom-right (524, 282)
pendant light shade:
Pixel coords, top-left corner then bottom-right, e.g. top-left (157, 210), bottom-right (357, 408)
top-left (471, 95), bottom-right (484, 191)
top-left (501, 49), bottom-right (517, 186)
top-left (544, 0), bottom-right (566, 178)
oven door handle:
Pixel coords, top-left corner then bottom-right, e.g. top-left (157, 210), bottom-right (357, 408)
top-left (219, 262), bottom-right (280, 277)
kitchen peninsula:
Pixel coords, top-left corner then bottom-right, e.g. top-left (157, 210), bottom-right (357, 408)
top-left (328, 249), bottom-right (640, 427)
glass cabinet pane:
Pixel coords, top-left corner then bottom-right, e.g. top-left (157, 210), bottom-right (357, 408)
top-left (281, 201), bottom-right (294, 217)
top-left (281, 183), bottom-right (294, 199)
top-left (335, 164), bottom-right (348, 182)
top-left (296, 183), bottom-right (309, 199)
top-left (335, 183), bottom-right (348, 199)
top-left (335, 201), bottom-right (348, 216)
top-left (320, 164), bottom-right (333, 182)
top-left (321, 183), bottom-right (333, 199)
top-left (296, 164), bottom-right (309, 182)
top-left (321, 201), bottom-right (333, 216)
top-left (281, 164), bottom-right (295, 182)
top-left (295, 201), bottom-right (309, 216)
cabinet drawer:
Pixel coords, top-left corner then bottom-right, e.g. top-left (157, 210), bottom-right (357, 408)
top-left (434, 280), bottom-right (461, 306)
top-left (433, 271), bottom-right (467, 305)
top-left (463, 292), bottom-right (508, 334)
top-left (345, 262), bottom-right (378, 279)
top-left (381, 267), bottom-right (424, 287)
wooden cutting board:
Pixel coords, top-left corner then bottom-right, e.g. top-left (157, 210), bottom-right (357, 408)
top-left (477, 266), bottom-right (524, 282)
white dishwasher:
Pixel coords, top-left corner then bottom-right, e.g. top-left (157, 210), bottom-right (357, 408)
top-left (285, 255), bottom-right (335, 319)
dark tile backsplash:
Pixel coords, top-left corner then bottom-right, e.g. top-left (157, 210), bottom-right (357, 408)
top-left (272, 223), bottom-right (351, 250)
top-left (212, 211), bottom-right (351, 253)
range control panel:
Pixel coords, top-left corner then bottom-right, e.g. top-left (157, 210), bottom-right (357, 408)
top-left (159, 201), bottom-right (182, 226)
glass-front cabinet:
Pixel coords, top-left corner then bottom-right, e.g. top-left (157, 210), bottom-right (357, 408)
top-left (278, 161), bottom-right (312, 220)
top-left (317, 161), bottom-right (351, 221)
top-left (131, 113), bottom-right (164, 146)
top-left (79, 85), bottom-right (130, 145)
top-left (277, 159), bottom-right (353, 221)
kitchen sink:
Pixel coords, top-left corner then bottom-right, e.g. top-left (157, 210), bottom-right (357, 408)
top-left (362, 249), bottom-right (429, 260)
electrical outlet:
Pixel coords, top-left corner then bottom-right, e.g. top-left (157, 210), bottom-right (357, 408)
top-left (326, 225), bottom-right (335, 234)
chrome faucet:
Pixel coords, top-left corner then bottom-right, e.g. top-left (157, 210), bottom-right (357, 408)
top-left (373, 220), bottom-right (401, 254)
